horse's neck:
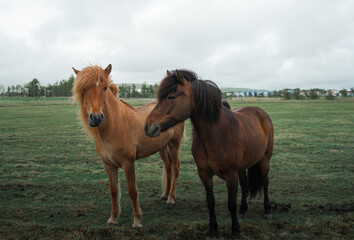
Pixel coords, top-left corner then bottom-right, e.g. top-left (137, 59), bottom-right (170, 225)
top-left (190, 115), bottom-right (217, 138)
top-left (97, 92), bottom-right (136, 138)
top-left (191, 109), bottom-right (236, 139)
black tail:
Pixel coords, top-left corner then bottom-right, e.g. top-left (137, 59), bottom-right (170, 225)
top-left (248, 162), bottom-right (263, 198)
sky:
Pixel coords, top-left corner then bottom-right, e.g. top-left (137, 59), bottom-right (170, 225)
top-left (0, 0), bottom-right (353, 90)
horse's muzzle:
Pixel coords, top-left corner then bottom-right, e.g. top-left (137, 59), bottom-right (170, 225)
top-left (89, 113), bottom-right (104, 127)
top-left (144, 123), bottom-right (160, 138)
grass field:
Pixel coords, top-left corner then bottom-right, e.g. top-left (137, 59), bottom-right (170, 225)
top-left (0, 97), bottom-right (353, 239)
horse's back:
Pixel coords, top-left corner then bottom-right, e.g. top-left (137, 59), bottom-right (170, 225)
top-left (231, 106), bottom-right (273, 160)
top-left (135, 101), bottom-right (157, 113)
top-left (232, 106), bottom-right (273, 136)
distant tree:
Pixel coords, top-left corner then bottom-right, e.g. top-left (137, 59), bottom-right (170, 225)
top-left (40, 85), bottom-right (46, 96)
top-left (339, 88), bottom-right (348, 97)
top-left (293, 88), bottom-right (301, 99)
top-left (148, 85), bottom-right (155, 97)
top-left (126, 86), bottom-right (132, 98)
top-left (309, 89), bottom-right (319, 100)
top-left (50, 75), bottom-right (75, 96)
top-left (350, 88), bottom-right (354, 97)
top-left (131, 84), bottom-right (140, 98)
top-left (25, 78), bottom-right (41, 97)
top-left (15, 85), bottom-right (21, 96)
top-left (119, 84), bottom-right (129, 98)
top-left (141, 82), bottom-right (148, 98)
top-left (154, 83), bottom-right (158, 94)
top-left (21, 84), bottom-right (27, 96)
top-left (46, 84), bottom-right (53, 97)
top-left (283, 89), bottom-right (291, 100)
top-left (66, 75), bottom-right (74, 96)
top-left (0, 84), bottom-right (5, 97)
top-left (277, 90), bottom-right (283, 97)
top-left (11, 85), bottom-right (15, 96)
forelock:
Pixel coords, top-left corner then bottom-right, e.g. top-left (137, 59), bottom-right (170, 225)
top-left (157, 69), bottom-right (198, 101)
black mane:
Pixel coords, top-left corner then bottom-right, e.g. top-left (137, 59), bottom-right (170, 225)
top-left (158, 69), bottom-right (222, 122)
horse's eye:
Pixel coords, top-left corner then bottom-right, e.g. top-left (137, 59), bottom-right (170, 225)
top-left (168, 95), bottom-right (176, 100)
top-left (104, 87), bottom-right (107, 91)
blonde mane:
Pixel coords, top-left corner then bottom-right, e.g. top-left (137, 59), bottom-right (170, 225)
top-left (72, 65), bottom-right (119, 138)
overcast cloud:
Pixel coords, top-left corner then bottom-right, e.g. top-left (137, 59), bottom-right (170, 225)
top-left (0, 0), bottom-right (353, 90)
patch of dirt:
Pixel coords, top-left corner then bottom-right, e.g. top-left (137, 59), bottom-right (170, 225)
top-left (302, 202), bottom-right (354, 213)
top-left (270, 201), bottom-right (291, 212)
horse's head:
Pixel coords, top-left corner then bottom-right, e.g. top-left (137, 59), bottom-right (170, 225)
top-left (72, 64), bottom-right (118, 128)
top-left (145, 70), bottom-right (194, 137)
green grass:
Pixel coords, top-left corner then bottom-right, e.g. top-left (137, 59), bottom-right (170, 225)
top-left (0, 98), bottom-right (353, 239)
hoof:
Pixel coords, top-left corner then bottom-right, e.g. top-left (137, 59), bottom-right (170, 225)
top-left (107, 218), bottom-right (118, 225)
top-left (264, 213), bottom-right (272, 219)
top-left (160, 196), bottom-right (168, 201)
top-left (166, 202), bottom-right (175, 209)
top-left (132, 222), bottom-right (143, 228)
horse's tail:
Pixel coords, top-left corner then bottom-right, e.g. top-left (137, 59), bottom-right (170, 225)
top-left (248, 162), bottom-right (263, 198)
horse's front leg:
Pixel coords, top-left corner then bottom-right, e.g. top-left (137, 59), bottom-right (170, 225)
top-left (158, 148), bottom-right (172, 201)
top-left (164, 141), bottom-right (181, 208)
top-left (104, 164), bottom-right (120, 224)
top-left (122, 161), bottom-right (143, 227)
top-left (198, 168), bottom-right (217, 237)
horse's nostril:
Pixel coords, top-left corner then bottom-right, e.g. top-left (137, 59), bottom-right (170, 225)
top-left (101, 113), bottom-right (104, 120)
top-left (144, 123), bottom-right (149, 131)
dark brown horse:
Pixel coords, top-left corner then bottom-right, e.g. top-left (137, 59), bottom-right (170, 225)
top-left (144, 70), bottom-right (273, 238)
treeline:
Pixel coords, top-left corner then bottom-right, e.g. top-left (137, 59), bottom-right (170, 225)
top-left (268, 88), bottom-right (354, 100)
top-left (0, 76), bottom-right (159, 98)
top-left (2, 78), bottom-right (352, 100)
top-left (118, 83), bottom-right (158, 98)
top-left (0, 76), bottom-right (75, 97)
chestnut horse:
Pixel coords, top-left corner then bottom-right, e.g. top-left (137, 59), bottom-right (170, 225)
top-left (144, 70), bottom-right (273, 238)
top-left (72, 65), bottom-right (184, 227)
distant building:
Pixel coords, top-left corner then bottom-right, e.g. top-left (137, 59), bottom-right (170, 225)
top-left (330, 89), bottom-right (340, 96)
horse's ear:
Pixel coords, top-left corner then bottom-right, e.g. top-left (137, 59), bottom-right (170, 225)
top-left (72, 67), bottom-right (80, 75)
top-left (166, 70), bottom-right (171, 76)
top-left (105, 64), bottom-right (112, 75)
top-left (175, 69), bottom-right (185, 85)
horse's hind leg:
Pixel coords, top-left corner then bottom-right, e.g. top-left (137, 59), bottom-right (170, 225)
top-left (260, 156), bottom-right (272, 218)
top-left (238, 170), bottom-right (248, 218)
top-left (158, 148), bottom-right (172, 200)
top-left (166, 140), bottom-right (181, 207)
top-left (226, 173), bottom-right (241, 238)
